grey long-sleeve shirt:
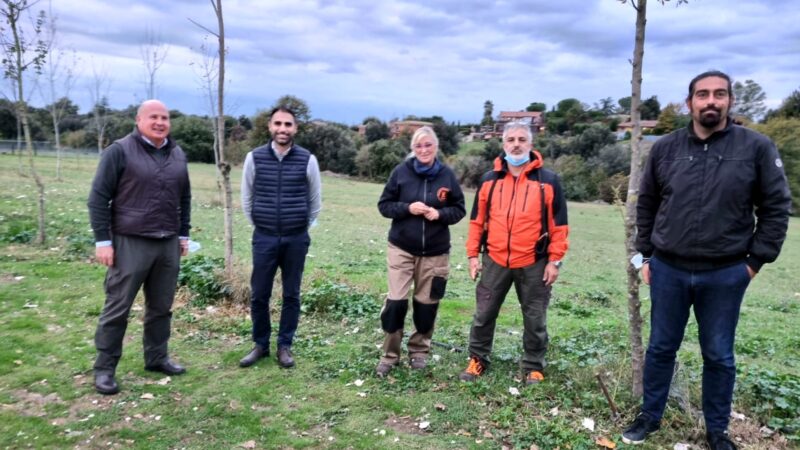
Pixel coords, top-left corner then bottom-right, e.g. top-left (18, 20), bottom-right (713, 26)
top-left (240, 142), bottom-right (322, 227)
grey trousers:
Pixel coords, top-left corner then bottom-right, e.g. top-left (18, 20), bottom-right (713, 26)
top-left (93, 235), bottom-right (181, 375)
top-left (468, 256), bottom-right (551, 372)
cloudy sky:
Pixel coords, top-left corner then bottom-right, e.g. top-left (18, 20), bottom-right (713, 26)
top-left (27, 0), bottom-right (800, 124)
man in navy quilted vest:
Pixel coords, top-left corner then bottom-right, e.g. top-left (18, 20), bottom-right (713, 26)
top-left (239, 106), bottom-right (322, 369)
top-left (88, 100), bottom-right (192, 395)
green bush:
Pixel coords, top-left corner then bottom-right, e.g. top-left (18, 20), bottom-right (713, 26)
top-left (738, 367), bottom-right (800, 438)
top-left (178, 255), bottom-right (227, 306)
top-left (302, 278), bottom-right (381, 319)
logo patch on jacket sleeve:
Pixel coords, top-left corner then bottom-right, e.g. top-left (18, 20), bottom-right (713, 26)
top-left (775, 158), bottom-right (783, 168)
top-left (437, 187), bottom-right (450, 202)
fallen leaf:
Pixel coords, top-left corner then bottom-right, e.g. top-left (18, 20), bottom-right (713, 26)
top-left (483, 431), bottom-right (493, 438)
top-left (581, 417), bottom-right (595, 431)
top-left (549, 407), bottom-right (559, 416)
top-left (357, 392), bottom-right (367, 398)
top-left (419, 421), bottom-right (430, 430)
top-left (156, 377), bottom-right (171, 385)
top-left (673, 444), bottom-right (690, 450)
top-left (730, 411), bottom-right (746, 420)
top-left (529, 445), bottom-right (540, 450)
top-left (354, 379), bottom-right (364, 387)
top-left (595, 436), bottom-right (616, 449)
top-left (434, 403), bottom-right (446, 411)
top-left (140, 393), bottom-right (155, 400)
top-left (508, 387), bottom-right (520, 396)
top-left (239, 440), bottom-right (256, 449)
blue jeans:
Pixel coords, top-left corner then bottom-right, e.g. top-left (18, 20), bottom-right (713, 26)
top-left (250, 229), bottom-right (310, 349)
top-left (641, 256), bottom-right (751, 432)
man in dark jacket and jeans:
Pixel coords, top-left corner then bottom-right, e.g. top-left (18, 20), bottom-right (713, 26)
top-left (88, 100), bottom-right (192, 395)
top-left (622, 71), bottom-right (791, 449)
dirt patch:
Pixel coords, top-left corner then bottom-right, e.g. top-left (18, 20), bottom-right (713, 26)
top-left (0, 272), bottom-right (24, 285)
top-left (728, 416), bottom-right (791, 450)
top-left (384, 414), bottom-right (429, 435)
top-left (1, 389), bottom-right (64, 417)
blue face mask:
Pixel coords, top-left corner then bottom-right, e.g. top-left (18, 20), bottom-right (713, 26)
top-left (504, 153), bottom-right (530, 167)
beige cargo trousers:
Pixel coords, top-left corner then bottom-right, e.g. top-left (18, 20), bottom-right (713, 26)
top-left (379, 243), bottom-right (449, 365)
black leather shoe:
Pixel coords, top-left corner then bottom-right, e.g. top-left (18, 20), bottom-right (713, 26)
top-left (277, 347), bottom-right (295, 368)
top-left (707, 431), bottom-right (738, 450)
top-left (94, 373), bottom-right (120, 395)
top-left (145, 359), bottom-right (186, 376)
top-left (239, 346), bottom-right (269, 368)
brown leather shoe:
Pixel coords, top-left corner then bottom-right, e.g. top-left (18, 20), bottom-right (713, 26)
top-left (94, 373), bottom-right (120, 395)
top-left (277, 347), bottom-right (295, 368)
top-left (375, 362), bottom-right (394, 378)
top-left (410, 357), bottom-right (427, 370)
top-left (239, 346), bottom-right (269, 368)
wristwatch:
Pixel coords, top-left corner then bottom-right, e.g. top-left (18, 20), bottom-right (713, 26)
top-left (550, 260), bottom-right (562, 269)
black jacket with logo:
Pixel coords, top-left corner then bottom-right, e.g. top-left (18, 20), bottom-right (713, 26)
top-left (378, 158), bottom-right (466, 256)
top-left (636, 119), bottom-right (791, 272)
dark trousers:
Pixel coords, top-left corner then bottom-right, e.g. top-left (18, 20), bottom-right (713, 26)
top-left (468, 257), bottom-right (551, 372)
top-left (250, 229), bottom-right (310, 349)
top-left (641, 256), bottom-right (750, 433)
top-left (94, 235), bottom-right (181, 375)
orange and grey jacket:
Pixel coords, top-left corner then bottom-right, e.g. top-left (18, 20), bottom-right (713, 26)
top-left (466, 151), bottom-right (569, 269)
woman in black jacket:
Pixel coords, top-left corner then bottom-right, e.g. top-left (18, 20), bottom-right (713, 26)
top-left (375, 126), bottom-right (466, 377)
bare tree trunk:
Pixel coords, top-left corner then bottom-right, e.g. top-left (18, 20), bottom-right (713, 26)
top-left (624, 0), bottom-right (648, 397)
top-left (52, 108), bottom-right (62, 180)
top-left (213, 0), bottom-right (234, 275)
top-left (21, 108), bottom-right (46, 244)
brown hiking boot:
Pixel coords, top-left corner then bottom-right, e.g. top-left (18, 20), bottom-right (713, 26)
top-left (459, 355), bottom-right (486, 382)
top-left (524, 370), bottom-right (544, 385)
top-left (277, 347), bottom-right (295, 368)
top-left (375, 362), bottom-right (394, 378)
top-left (410, 357), bottom-right (427, 370)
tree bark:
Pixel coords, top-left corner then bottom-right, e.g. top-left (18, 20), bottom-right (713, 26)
top-left (214, 0), bottom-right (234, 276)
top-left (625, 0), bottom-right (648, 398)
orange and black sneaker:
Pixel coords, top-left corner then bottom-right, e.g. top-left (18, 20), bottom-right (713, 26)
top-left (459, 355), bottom-right (486, 382)
top-left (525, 370), bottom-right (544, 385)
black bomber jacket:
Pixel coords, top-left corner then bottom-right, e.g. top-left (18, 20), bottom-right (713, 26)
top-left (635, 119), bottom-right (791, 272)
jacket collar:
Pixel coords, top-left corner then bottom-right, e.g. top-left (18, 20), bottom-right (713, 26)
top-left (132, 128), bottom-right (176, 152)
top-left (687, 117), bottom-right (734, 144)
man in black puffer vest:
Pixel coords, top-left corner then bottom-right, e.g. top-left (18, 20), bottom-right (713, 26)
top-left (88, 100), bottom-right (192, 395)
top-left (239, 107), bottom-right (322, 369)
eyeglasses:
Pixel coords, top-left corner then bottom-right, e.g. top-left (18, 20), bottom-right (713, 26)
top-left (413, 142), bottom-right (435, 149)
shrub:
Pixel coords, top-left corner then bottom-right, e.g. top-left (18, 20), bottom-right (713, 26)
top-left (738, 367), bottom-right (800, 437)
top-left (178, 255), bottom-right (227, 306)
top-left (451, 154), bottom-right (491, 188)
top-left (597, 173), bottom-right (629, 204)
top-left (302, 278), bottom-right (381, 319)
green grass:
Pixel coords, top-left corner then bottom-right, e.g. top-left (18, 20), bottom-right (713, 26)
top-left (1, 154), bottom-right (798, 449)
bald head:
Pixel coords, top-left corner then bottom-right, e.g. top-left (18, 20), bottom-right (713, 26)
top-left (136, 100), bottom-right (170, 147)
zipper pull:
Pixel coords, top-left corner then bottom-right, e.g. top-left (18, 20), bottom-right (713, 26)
top-left (704, 144), bottom-right (708, 152)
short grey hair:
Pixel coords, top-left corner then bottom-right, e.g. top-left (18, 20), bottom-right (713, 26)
top-left (409, 126), bottom-right (439, 150)
top-left (502, 122), bottom-right (532, 142)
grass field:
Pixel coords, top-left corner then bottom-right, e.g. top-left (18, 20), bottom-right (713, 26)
top-left (1, 154), bottom-right (798, 449)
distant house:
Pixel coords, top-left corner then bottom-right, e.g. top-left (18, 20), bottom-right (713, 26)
top-left (616, 119), bottom-right (659, 137)
top-left (389, 120), bottom-right (433, 138)
top-left (497, 111), bottom-right (545, 135)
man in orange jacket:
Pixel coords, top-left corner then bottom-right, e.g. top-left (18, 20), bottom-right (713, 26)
top-left (459, 122), bottom-right (569, 385)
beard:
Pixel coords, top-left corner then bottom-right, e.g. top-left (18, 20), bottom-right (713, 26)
top-left (697, 107), bottom-right (724, 129)
top-left (273, 133), bottom-right (293, 145)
